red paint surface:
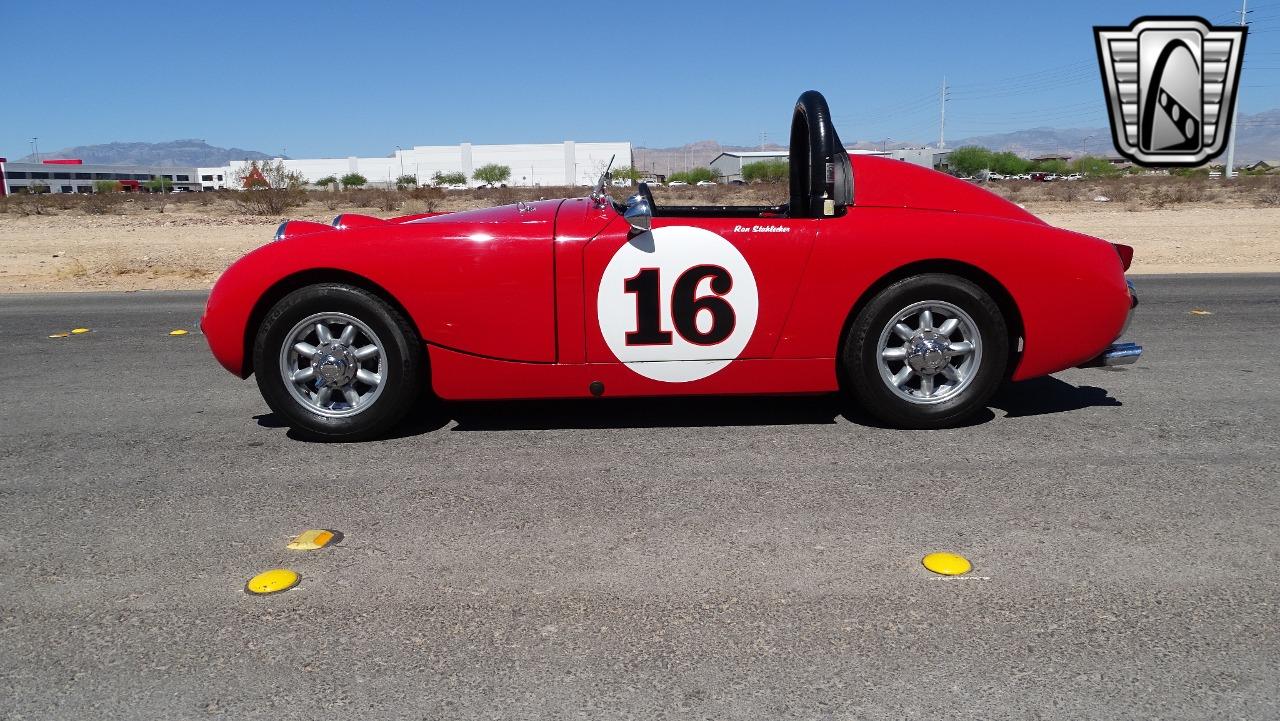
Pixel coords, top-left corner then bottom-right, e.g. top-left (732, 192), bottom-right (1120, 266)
top-left (203, 156), bottom-right (1133, 398)
top-left (42, 159), bottom-right (83, 165)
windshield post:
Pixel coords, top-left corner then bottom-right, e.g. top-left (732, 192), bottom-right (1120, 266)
top-left (589, 154), bottom-right (617, 208)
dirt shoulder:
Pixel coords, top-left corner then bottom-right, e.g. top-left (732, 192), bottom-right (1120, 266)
top-left (1, 199), bottom-right (1277, 293)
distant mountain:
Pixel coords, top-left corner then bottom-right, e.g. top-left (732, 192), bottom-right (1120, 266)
top-left (950, 108), bottom-right (1280, 162)
top-left (16, 140), bottom-right (278, 167)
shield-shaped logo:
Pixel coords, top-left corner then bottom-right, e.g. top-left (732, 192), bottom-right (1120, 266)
top-left (1094, 16), bottom-right (1246, 166)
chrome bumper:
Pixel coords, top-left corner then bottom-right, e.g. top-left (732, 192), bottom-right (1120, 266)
top-left (1079, 280), bottom-right (1142, 368)
top-left (1081, 341), bottom-right (1143, 367)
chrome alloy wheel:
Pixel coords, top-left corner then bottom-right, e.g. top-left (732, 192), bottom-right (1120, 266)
top-left (875, 300), bottom-right (983, 405)
top-left (278, 312), bottom-right (386, 418)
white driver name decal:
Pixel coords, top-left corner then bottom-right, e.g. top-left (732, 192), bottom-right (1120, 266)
top-left (732, 224), bottom-right (790, 233)
top-left (598, 226), bottom-right (759, 383)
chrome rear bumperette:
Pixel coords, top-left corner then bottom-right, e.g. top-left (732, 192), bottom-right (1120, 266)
top-left (1080, 281), bottom-right (1142, 368)
top-left (1080, 342), bottom-right (1143, 367)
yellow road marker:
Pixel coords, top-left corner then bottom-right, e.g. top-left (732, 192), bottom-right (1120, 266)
top-left (245, 568), bottom-right (300, 595)
top-left (922, 552), bottom-right (972, 576)
top-left (48, 332), bottom-right (69, 338)
top-left (1189, 309), bottom-right (1212, 316)
top-left (287, 529), bottom-right (337, 550)
top-left (169, 329), bottom-right (190, 336)
top-left (70, 328), bottom-right (91, 334)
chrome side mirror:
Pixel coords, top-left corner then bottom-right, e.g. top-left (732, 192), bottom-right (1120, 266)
top-left (623, 193), bottom-right (652, 232)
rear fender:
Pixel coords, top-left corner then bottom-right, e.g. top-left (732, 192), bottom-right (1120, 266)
top-left (776, 208), bottom-right (1129, 380)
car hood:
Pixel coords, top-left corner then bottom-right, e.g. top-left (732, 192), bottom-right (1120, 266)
top-left (850, 155), bottom-right (1043, 224)
top-left (402, 198), bottom-right (563, 228)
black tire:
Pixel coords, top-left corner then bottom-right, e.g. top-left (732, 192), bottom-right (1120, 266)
top-left (252, 283), bottom-right (425, 441)
top-left (842, 274), bottom-right (1008, 429)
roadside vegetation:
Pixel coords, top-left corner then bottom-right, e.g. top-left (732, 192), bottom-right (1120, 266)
top-left (666, 167), bottom-right (718, 184)
top-left (4, 168), bottom-right (1279, 219)
top-left (742, 160), bottom-right (789, 183)
top-left (472, 163), bottom-right (512, 187)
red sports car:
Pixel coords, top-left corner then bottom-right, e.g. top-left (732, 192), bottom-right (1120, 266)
top-left (202, 91), bottom-right (1141, 440)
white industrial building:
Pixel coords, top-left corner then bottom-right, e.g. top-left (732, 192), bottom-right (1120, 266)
top-left (201, 140), bottom-right (632, 190)
top-left (0, 158), bottom-right (202, 195)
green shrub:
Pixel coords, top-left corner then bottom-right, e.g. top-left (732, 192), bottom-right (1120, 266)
top-left (143, 176), bottom-right (173, 192)
top-left (742, 160), bottom-right (788, 183)
top-left (473, 164), bottom-right (511, 186)
top-left (431, 171), bottom-right (468, 186)
top-left (668, 167), bottom-right (718, 184)
top-left (947, 146), bottom-right (993, 176)
top-left (610, 166), bottom-right (644, 183)
top-left (340, 173), bottom-right (367, 189)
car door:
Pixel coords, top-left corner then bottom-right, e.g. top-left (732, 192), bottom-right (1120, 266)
top-left (582, 215), bottom-right (819, 383)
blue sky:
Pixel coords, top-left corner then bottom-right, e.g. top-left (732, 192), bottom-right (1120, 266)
top-left (2, 1), bottom-right (1278, 159)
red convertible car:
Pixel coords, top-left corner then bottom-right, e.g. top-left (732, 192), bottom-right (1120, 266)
top-left (202, 91), bottom-right (1141, 440)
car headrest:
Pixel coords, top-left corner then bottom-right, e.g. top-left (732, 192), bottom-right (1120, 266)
top-left (789, 90), bottom-right (853, 218)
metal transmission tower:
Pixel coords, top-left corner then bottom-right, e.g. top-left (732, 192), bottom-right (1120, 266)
top-left (939, 77), bottom-right (949, 149)
top-left (1224, 0), bottom-right (1249, 179)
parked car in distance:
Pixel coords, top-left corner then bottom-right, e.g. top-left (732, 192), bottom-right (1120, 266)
top-left (668, 181), bottom-right (688, 187)
top-left (987, 173), bottom-right (1006, 181)
top-left (1064, 173), bottom-right (1083, 181)
top-left (696, 180), bottom-right (717, 187)
top-left (729, 179), bottom-right (747, 186)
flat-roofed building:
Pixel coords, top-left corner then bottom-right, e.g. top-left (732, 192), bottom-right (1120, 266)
top-left (209, 140), bottom-right (633, 189)
top-left (0, 158), bottom-right (200, 195)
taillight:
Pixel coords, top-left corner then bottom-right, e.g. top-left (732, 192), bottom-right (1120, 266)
top-left (1113, 243), bottom-right (1133, 271)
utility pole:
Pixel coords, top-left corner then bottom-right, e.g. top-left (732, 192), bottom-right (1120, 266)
top-left (939, 76), bottom-right (948, 149)
top-left (1224, 0), bottom-right (1249, 179)
top-left (759, 131), bottom-right (767, 150)
top-left (397, 145), bottom-right (404, 177)
top-left (30, 137), bottom-right (40, 162)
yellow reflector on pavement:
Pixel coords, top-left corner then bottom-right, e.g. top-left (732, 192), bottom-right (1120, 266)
top-left (287, 529), bottom-right (336, 550)
top-left (245, 568), bottom-right (300, 595)
top-left (169, 329), bottom-right (189, 336)
top-left (70, 328), bottom-right (90, 334)
top-left (1189, 309), bottom-right (1212, 316)
top-left (922, 552), bottom-right (972, 576)
top-left (48, 332), bottom-right (69, 338)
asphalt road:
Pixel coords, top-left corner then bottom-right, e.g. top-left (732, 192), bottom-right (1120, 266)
top-left (2, 275), bottom-right (1278, 720)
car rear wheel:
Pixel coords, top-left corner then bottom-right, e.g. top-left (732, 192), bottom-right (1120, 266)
top-left (252, 283), bottom-right (425, 441)
top-left (842, 274), bottom-right (1008, 429)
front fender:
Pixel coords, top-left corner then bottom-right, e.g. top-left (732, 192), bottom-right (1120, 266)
top-left (203, 213), bottom-right (558, 377)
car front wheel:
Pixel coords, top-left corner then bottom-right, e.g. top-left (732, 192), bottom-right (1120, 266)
top-left (842, 274), bottom-right (1008, 429)
top-left (252, 283), bottom-right (425, 441)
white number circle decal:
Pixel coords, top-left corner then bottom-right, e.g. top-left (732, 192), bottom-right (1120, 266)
top-left (598, 225), bottom-right (758, 382)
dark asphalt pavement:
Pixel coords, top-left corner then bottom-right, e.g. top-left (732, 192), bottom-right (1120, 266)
top-left (1, 275), bottom-right (1277, 720)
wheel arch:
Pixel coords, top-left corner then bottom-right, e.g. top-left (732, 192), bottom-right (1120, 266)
top-left (836, 259), bottom-right (1025, 383)
top-left (241, 268), bottom-right (422, 377)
